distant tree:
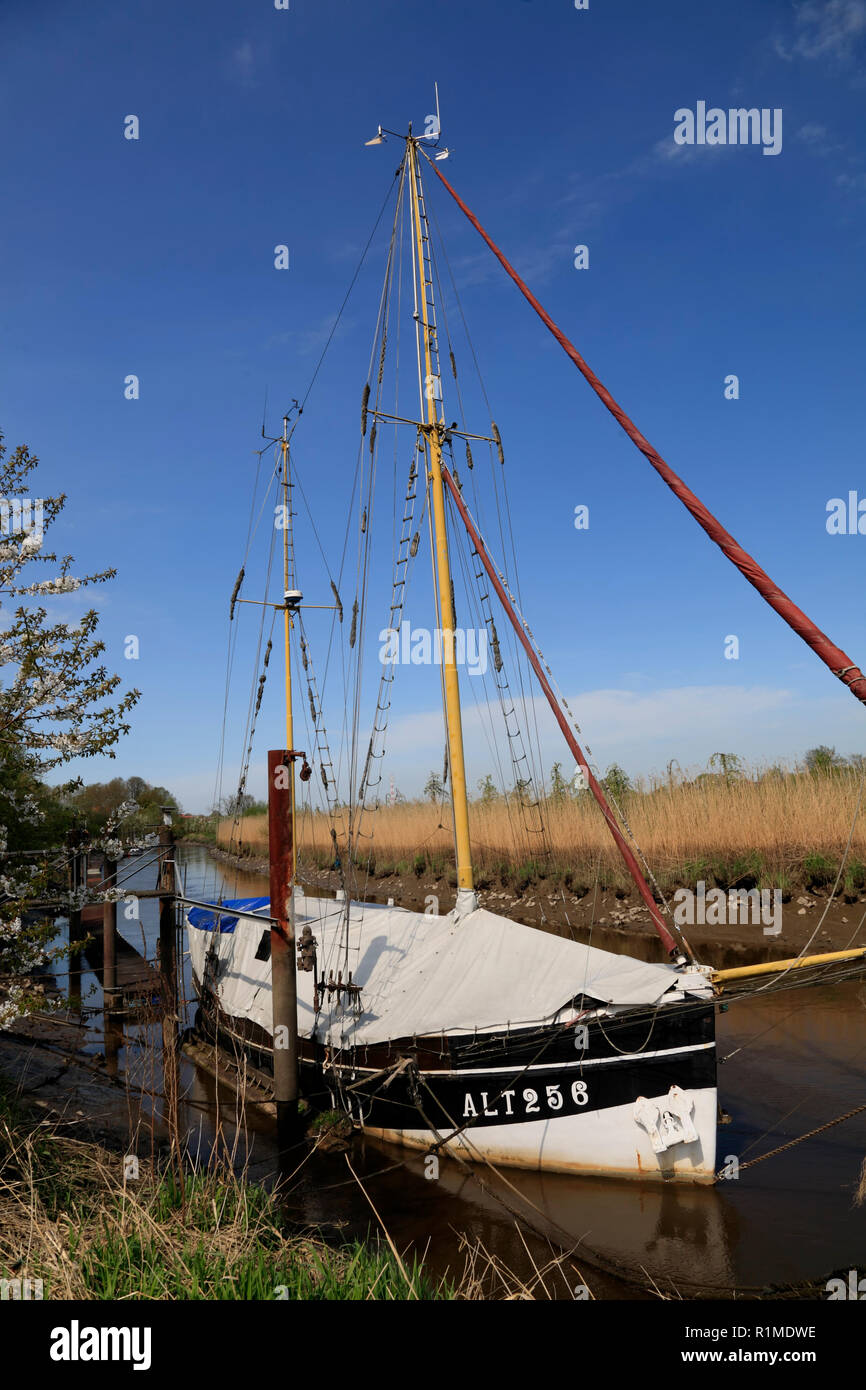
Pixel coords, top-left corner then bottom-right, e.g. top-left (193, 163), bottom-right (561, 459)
top-left (476, 773), bottom-right (499, 803)
top-left (510, 777), bottom-right (533, 803)
top-left (601, 763), bottom-right (633, 802)
top-left (804, 746), bottom-right (844, 775)
top-left (760, 764), bottom-right (786, 782)
top-left (220, 790), bottom-right (259, 818)
top-left (138, 784), bottom-right (179, 813)
top-left (709, 752), bottom-right (745, 785)
top-left (423, 771), bottom-right (444, 802)
top-left (65, 777), bottom-right (179, 828)
top-left (549, 762), bottom-right (571, 802)
top-left (67, 777), bottom-right (130, 823)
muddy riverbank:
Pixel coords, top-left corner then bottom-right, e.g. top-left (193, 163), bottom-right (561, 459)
top-left (211, 845), bottom-right (866, 970)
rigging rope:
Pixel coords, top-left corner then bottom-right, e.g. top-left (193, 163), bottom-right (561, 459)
top-left (424, 149), bottom-right (866, 708)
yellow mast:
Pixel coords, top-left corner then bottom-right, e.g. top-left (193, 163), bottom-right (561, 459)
top-left (281, 415), bottom-right (297, 881)
top-left (407, 139), bottom-right (474, 898)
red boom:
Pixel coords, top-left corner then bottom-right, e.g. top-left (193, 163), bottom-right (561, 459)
top-left (427, 157), bottom-right (866, 709)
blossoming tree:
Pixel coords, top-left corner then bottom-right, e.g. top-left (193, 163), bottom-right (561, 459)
top-left (0, 431), bottom-right (140, 1025)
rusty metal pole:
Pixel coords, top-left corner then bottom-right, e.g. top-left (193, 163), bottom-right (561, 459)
top-left (268, 749), bottom-right (299, 1160)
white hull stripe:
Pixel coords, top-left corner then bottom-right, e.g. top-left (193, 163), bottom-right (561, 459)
top-left (328, 1040), bottom-right (716, 1078)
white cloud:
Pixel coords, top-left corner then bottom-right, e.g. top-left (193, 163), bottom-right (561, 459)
top-left (229, 40), bottom-right (257, 86)
top-left (373, 683), bottom-right (865, 794)
top-left (775, 0), bottom-right (866, 62)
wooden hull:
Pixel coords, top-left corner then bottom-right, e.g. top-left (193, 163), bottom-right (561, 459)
top-left (192, 984), bottom-right (718, 1182)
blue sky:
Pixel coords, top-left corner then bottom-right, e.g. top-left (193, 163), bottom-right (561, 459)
top-left (2, 0), bottom-right (865, 810)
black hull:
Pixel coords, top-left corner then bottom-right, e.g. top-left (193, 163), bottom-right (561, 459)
top-left (192, 987), bottom-right (718, 1179)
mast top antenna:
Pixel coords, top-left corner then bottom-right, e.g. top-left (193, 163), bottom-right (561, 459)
top-left (364, 84), bottom-right (451, 159)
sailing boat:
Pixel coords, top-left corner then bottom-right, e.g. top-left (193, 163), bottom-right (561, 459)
top-left (186, 118), bottom-right (865, 1183)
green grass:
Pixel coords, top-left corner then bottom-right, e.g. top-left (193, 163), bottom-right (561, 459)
top-left (67, 1224), bottom-right (442, 1301)
top-left (0, 1081), bottom-right (452, 1301)
top-left (803, 852), bottom-right (838, 889)
top-left (843, 859), bottom-right (866, 901)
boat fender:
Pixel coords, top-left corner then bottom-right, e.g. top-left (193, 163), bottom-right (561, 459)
top-left (634, 1097), bottom-right (664, 1153)
top-left (634, 1086), bottom-right (697, 1153)
top-left (664, 1084), bottom-right (698, 1144)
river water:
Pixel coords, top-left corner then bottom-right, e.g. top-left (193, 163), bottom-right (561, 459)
top-left (66, 843), bottom-right (866, 1298)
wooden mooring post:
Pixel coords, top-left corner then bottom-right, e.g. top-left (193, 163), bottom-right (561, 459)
top-left (101, 852), bottom-right (121, 1073)
top-left (158, 809), bottom-right (181, 1166)
top-left (66, 823), bottom-right (88, 943)
top-left (268, 749), bottom-right (301, 1165)
top-left (66, 823), bottom-right (88, 1007)
top-left (101, 855), bottom-right (118, 1009)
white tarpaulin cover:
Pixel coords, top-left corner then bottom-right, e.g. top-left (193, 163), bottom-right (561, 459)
top-left (188, 892), bottom-right (688, 1046)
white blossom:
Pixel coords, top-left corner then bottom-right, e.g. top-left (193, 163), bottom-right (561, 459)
top-left (0, 984), bottom-right (26, 1031)
top-left (21, 576), bottom-right (81, 595)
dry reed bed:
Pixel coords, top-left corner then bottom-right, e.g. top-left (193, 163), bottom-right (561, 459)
top-left (220, 772), bottom-right (866, 889)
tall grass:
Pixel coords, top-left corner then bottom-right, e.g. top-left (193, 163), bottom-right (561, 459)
top-left (0, 1084), bottom-right (446, 1300)
top-left (219, 767), bottom-right (866, 892)
top-left (0, 1084), bottom-right (582, 1300)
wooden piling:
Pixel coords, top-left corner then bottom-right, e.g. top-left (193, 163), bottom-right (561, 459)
top-left (66, 824), bottom-right (87, 1009)
top-left (101, 855), bottom-right (118, 1008)
top-left (157, 810), bottom-right (181, 1169)
top-left (66, 824), bottom-right (87, 944)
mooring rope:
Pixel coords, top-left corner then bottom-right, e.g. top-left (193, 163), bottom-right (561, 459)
top-left (719, 1101), bottom-right (866, 1179)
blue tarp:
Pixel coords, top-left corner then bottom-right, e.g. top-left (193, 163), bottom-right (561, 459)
top-left (186, 896), bottom-right (269, 934)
